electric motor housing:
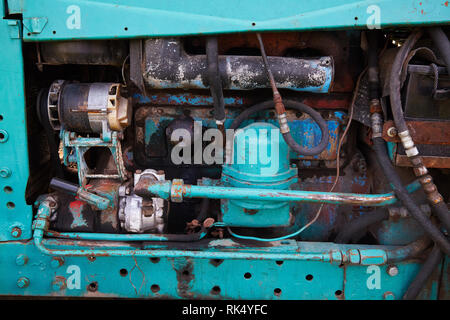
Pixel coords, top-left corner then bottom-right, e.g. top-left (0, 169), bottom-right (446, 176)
top-left (40, 80), bottom-right (131, 134)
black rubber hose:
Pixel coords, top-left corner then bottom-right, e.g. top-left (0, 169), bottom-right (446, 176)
top-left (206, 37), bottom-right (226, 122)
top-left (389, 29), bottom-right (450, 233)
top-left (195, 198), bottom-right (210, 223)
top-left (229, 100), bottom-right (329, 156)
top-left (428, 27), bottom-right (450, 75)
top-left (389, 29), bottom-right (423, 133)
top-left (403, 244), bottom-right (443, 300)
top-left (50, 177), bottom-right (79, 195)
top-left (372, 137), bottom-right (450, 256)
top-left (335, 209), bottom-right (389, 244)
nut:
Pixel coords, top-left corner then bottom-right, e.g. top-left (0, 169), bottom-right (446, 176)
top-left (387, 265), bottom-right (399, 277)
top-left (386, 127), bottom-right (398, 138)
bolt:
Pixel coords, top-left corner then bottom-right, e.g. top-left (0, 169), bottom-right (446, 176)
top-left (52, 277), bottom-right (66, 291)
top-left (387, 127), bottom-right (398, 138)
top-left (0, 167), bottom-right (11, 178)
top-left (383, 291), bottom-right (395, 300)
top-left (15, 254), bottom-right (28, 266)
top-left (50, 257), bottom-right (65, 268)
top-left (17, 277), bottom-right (30, 288)
top-left (11, 227), bottom-right (22, 238)
top-left (387, 265), bottom-right (399, 277)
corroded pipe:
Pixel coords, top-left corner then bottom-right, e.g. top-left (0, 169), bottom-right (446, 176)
top-left (134, 178), bottom-right (421, 207)
top-left (143, 38), bottom-right (333, 92)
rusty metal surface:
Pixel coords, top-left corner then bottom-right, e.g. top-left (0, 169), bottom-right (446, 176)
top-left (383, 120), bottom-right (450, 145)
top-left (395, 155), bottom-right (450, 168)
top-left (187, 31), bottom-right (360, 93)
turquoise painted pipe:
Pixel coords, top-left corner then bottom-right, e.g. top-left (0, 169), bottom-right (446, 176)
top-left (136, 179), bottom-right (421, 206)
top-left (33, 198), bottom-right (389, 265)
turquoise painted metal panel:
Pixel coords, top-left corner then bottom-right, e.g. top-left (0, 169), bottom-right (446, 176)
top-left (9, 0), bottom-right (450, 41)
top-left (0, 240), bottom-right (438, 299)
top-left (0, 8), bottom-right (32, 242)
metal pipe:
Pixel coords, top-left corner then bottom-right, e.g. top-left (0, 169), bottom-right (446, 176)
top-left (45, 230), bottom-right (208, 242)
top-left (34, 201), bottom-right (341, 261)
top-left (49, 177), bottom-right (110, 210)
top-left (33, 197), bottom-right (414, 266)
top-left (135, 179), bottom-right (421, 207)
top-left (386, 237), bottom-right (432, 263)
top-left (402, 244), bottom-right (444, 300)
top-left (143, 38), bottom-right (333, 92)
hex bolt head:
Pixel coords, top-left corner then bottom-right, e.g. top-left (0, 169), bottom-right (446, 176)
top-left (50, 257), bottom-right (65, 268)
top-left (52, 277), bottom-right (67, 291)
top-left (0, 167), bottom-right (12, 178)
top-left (387, 265), bottom-right (399, 277)
top-left (15, 254), bottom-right (28, 266)
top-left (17, 277), bottom-right (30, 288)
top-left (11, 227), bottom-right (22, 238)
top-left (383, 291), bottom-right (395, 300)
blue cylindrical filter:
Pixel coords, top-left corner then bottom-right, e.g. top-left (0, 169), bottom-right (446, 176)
top-left (221, 122), bottom-right (298, 227)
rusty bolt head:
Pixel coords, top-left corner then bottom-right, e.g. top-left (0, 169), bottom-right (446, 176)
top-left (383, 291), bottom-right (395, 300)
top-left (17, 277), bottom-right (30, 288)
top-left (11, 227), bottom-right (22, 238)
top-left (52, 277), bottom-right (67, 291)
top-left (51, 257), bottom-right (65, 268)
top-left (387, 265), bottom-right (399, 277)
top-left (15, 254), bottom-right (28, 266)
top-left (387, 127), bottom-right (398, 138)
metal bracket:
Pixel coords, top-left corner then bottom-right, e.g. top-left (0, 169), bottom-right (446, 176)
top-left (22, 17), bottom-right (48, 34)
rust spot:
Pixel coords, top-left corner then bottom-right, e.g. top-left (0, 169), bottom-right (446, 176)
top-left (243, 208), bottom-right (258, 215)
top-left (173, 259), bottom-right (195, 298)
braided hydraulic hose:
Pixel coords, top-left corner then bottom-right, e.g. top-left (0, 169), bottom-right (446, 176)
top-left (389, 29), bottom-right (450, 232)
top-left (367, 31), bottom-right (450, 255)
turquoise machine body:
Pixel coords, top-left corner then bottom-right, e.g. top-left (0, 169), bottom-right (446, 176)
top-left (0, 0), bottom-right (449, 300)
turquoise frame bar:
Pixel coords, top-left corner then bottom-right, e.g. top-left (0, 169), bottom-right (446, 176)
top-left (0, 8), bottom-right (32, 242)
top-left (7, 0), bottom-right (450, 41)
